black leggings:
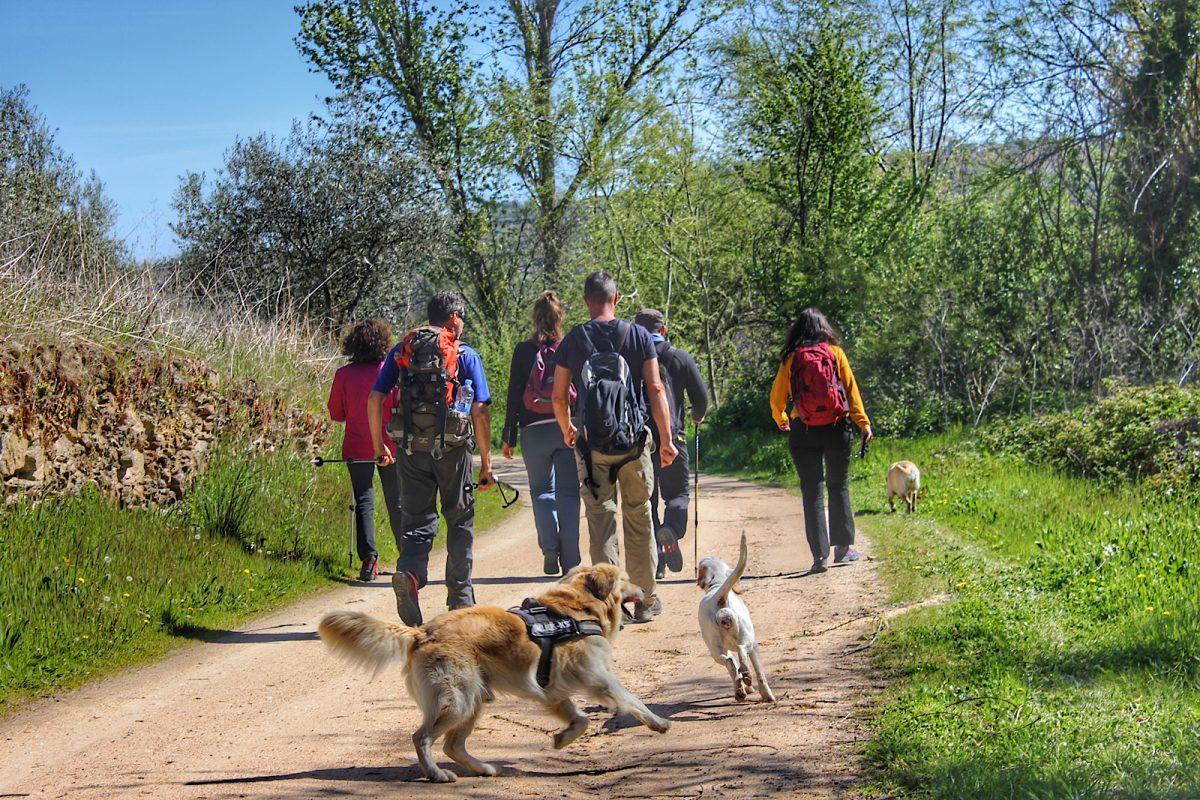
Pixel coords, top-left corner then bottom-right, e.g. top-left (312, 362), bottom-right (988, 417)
top-left (788, 419), bottom-right (856, 560)
top-left (347, 461), bottom-right (403, 562)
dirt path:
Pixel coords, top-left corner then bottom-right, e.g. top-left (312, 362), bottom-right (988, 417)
top-left (0, 463), bottom-right (888, 799)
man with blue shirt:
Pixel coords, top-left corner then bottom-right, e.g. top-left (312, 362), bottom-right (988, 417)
top-left (368, 292), bottom-right (494, 625)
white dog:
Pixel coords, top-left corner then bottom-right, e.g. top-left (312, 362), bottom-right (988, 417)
top-left (696, 533), bottom-right (775, 702)
top-left (886, 460), bottom-right (921, 513)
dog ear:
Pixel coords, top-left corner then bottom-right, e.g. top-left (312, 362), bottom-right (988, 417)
top-left (696, 563), bottom-right (709, 588)
top-left (583, 564), bottom-right (620, 600)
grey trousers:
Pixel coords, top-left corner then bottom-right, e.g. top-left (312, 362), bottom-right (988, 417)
top-left (788, 419), bottom-right (856, 560)
top-left (396, 443), bottom-right (476, 609)
top-left (651, 430), bottom-right (690, 539)
top-left (576, 442), bottom-right (657, 603)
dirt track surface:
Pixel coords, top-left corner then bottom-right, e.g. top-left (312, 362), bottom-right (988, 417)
top-left (0, 463), bottom-right (887, 799)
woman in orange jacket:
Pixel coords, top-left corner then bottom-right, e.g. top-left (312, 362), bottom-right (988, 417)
top-left (770, 308), bottom-right (873, 573)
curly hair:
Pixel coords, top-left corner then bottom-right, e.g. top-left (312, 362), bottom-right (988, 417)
top-left (531, 290), bottom-right (565, 345)
top-left (341, 318), bottom-right (392, 364)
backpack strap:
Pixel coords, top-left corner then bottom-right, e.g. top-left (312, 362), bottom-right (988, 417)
top-left (604, 428), bottom-right (648, 486)
top-left (576, 320), bottom-right (630, 499)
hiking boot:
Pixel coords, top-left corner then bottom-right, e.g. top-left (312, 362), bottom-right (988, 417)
top-left (833, 546), bottom-right (861, 564)
top-left (543, 550), bottom-right (560, 576)
top-left (391, 570), bottom-right (423, 626)
top-left (656, 527), bottom-right (684, 573)
top-left (655, 558), bottom-right (666, 581)
top-left (358, 556), bottom-right (379, 583)
top-left (809, 558), bottom-right (829, 575)
top-left (632, 595), bottom-right (662, 623)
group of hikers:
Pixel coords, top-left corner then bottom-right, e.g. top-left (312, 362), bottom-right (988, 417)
top-left (327, 270), bottom-right (872, 626)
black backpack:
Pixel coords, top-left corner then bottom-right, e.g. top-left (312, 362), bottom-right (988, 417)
top-left (577, 321), bottom-right (648, 494)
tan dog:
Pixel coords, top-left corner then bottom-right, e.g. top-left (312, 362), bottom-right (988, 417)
top-left (318, 564), bottom-right (668, 782)
top-left (886, 460), bottom-right (921, 512)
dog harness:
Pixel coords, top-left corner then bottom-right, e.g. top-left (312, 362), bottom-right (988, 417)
top-left (507, 598), bottom-right (604, 688)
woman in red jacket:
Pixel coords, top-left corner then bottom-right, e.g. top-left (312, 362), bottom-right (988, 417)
top-left (328, 319), bottom-right (402, 582)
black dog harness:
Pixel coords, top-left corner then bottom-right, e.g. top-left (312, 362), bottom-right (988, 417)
top-left (507, 598), bottom-right (604, 688)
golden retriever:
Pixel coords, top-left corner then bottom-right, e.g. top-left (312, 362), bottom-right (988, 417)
top-left (318, 563), bottom-right (669, 782)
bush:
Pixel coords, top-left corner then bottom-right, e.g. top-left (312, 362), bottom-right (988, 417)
top-left (983, 381), bottom-right (1200, 486)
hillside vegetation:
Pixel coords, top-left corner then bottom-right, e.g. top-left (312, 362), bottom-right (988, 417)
top-left (704, 385), bottom-right (1200, 798)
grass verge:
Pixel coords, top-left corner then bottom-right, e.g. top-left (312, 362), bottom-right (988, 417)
top-left (705, 424), bottom-right (1200, 799)
top-left (0, 444), bottom-right (514, 716)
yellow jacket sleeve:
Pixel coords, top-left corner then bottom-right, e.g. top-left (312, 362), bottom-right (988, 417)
top-left (831, 345), bottom-right (870, 430)
top-left (769, 358), bottom-right (792, 427)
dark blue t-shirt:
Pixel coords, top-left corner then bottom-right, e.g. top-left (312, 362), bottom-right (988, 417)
top-left (552, 319), bottom-right (656, 416)
top-left (373, 340), bottom-right (491, 403)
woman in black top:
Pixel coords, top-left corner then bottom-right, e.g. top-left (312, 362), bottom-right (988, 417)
top-left (502, 291), bottom-right (581, 575)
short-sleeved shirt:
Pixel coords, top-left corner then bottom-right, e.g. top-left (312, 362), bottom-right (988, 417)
top-left (373, 338), bottom-right (492, 404)
top-left (552, 319), bottom-right (656, 416)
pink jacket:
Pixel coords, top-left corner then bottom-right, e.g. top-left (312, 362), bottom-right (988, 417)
top-left (327, 361), bottom-right (396, 459)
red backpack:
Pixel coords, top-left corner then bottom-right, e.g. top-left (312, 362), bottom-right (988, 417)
top-left (788, 342), bottom-right (848, 426)
top-left (523, 340), bottom-right (576, 413)
top-left (389, 325), bottom-right (467, 453)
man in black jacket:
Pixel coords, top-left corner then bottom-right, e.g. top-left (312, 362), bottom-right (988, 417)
top-left (634, 309), bottom-right (710, 579)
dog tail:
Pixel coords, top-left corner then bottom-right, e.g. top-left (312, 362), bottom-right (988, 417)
top-left (318, 610), bottom-right (418, 678)
top-left (714, 531), bottom-right (749, 606)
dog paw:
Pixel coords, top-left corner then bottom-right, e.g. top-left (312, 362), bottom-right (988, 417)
top-left (741, 674), bottom-right (753, 689)
top-left (553, 725), bottom-right (586, 750)
top-left (426, 768), bottom-right (457, 783)
top-left (475, 762), bottom-right (499, 777)
top-left (734, 688), bottom-right (748, 702)
top-left (648, 717), bottom-right (671, 734)
top-left (759, 689), bottom-right (777, 703)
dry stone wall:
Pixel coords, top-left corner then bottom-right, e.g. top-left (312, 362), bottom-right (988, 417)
top-left (0, 340), bottom-right (328, 507)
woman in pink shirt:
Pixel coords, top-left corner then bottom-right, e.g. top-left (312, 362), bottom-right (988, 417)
top-left (327, 319), bottom-right (402, 582)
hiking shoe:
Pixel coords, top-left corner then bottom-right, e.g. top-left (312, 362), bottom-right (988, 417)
top-left (358, 556), bottom-right (379, 582)
top-left (543, 550), bottom-right (560, 576)
top-left (809, 558), bottom-right (829, 574)
top-left (656, 527), bottom-right (684, 573)
top-left (655, 559), bottom-right (666, 581)
top-left (391, 570), bottom-right (423, 626)
top-left (833, 546), bottom-right (861, 564)
top-left (632, 595), bottom-right (662, 623)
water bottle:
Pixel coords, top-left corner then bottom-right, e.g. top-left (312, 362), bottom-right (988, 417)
top-left (455, 379), bottom-right (474, 415)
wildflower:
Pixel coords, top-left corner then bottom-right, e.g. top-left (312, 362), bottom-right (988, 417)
top-left (102, 596), bottom-right (110, 603)
top-left (193, 533), bottom-right (201, 541)
top-left (1138, 572), bottom-right (1146, 578)
top-left (955, 581), bottom-right (966, 589)
top-left (1088, 577), bottom-right (1098, 584)
top-left (1103, 544), bottom-right (1115, 557)
top-left (104, 555), bottom-right (112, 563)
top-left (242, 568), bottom-right (251, 574)
top-left (1146, 606), bottom-right (1155, 612)
top-left (77, 577), bottom-right (87, 584)
top-left (248, 588), bottom-right (255, 593)
top-left (122, 592), bottom-right (130, 598)
top-left (82, 634), bottom-right (90, 639)
top-left (125, 576), bottom-right (132, 582)
top-left (1162, 610), bottom-right (1172, 617)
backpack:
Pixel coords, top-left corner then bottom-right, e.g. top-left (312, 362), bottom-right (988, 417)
top-left (578, 321), bottom-right (645, 455)
top-left (788, 342), bottom-right (848, 426)
top-left (652, 341), bottom-right (680, 439)
top-left (387, 325), bottom-right (471, 454)
top-left (522, 340), bottom-right (576, 414)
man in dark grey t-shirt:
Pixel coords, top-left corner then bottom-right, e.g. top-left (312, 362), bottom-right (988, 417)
top-left (551, 271), bottom-right (677, 622)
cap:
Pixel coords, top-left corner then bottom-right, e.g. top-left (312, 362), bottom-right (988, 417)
top-left (634, 308), bottom-right (665, 330)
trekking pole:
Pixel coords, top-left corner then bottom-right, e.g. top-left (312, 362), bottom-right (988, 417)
top-left (311, 456), bottom-right (372, 569)
top-left (693, 421), bottom-right (701, 578)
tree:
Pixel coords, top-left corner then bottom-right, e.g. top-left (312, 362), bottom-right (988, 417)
top-left (0, 85), bottom-right (119, 272)
top-left (295, 0), bottom-right (728, 324)
top-left (171, 116), bottom-right (442, 329)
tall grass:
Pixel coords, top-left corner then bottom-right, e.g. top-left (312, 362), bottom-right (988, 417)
top-left (0, 240), bottom-right (338, 403)
top-left (704, 421), bottom-right (1199, 798)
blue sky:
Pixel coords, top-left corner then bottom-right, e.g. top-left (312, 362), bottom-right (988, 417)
top-left (1, 1), bottom-right (335, 259)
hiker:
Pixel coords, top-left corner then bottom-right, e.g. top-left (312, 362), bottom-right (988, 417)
top-left (368, 292), bottom-right (494, 625)
top-left (770, 307), bottom-right (872, 573)
top-left (634, 309), bottom-right (709, 580)
top-left (501, 291), bottom-right (581, 576)
top-left (551, 271), bottom-right (678, 622)
top-left (327, 318), bottom-right (403, 582)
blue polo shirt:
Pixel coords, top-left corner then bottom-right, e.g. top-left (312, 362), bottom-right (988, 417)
top-left (373, 341), bottom-right (491, 403)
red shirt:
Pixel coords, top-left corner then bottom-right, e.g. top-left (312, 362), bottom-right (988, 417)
top-left (327, 361), bottom-right (396, 459)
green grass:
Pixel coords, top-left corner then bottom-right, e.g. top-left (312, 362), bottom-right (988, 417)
top-left (705, 423), bottom-right (1200, 799)
top-left (0, 444), bottom-right (514, 716)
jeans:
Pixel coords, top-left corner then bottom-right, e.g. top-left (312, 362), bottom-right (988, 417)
top-left (788, 419), bottom-right (856, 561)
top-left (347, 461), bottom-right (403, 563)
top-left (651, 430), bottom-right (690, 539)
top-left (520, 422), bottom-right (582, 571)
top-left (576, 443), bottom-right (657, 603)
top-left (396, 443), bottom-right (476, 609)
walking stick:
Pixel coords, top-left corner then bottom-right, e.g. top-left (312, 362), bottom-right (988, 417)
top-left (693, 421), bottom-right (701, 578)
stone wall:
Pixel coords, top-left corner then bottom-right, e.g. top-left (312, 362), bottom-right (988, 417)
top-left (0, 340), bottom-right (328, 507)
